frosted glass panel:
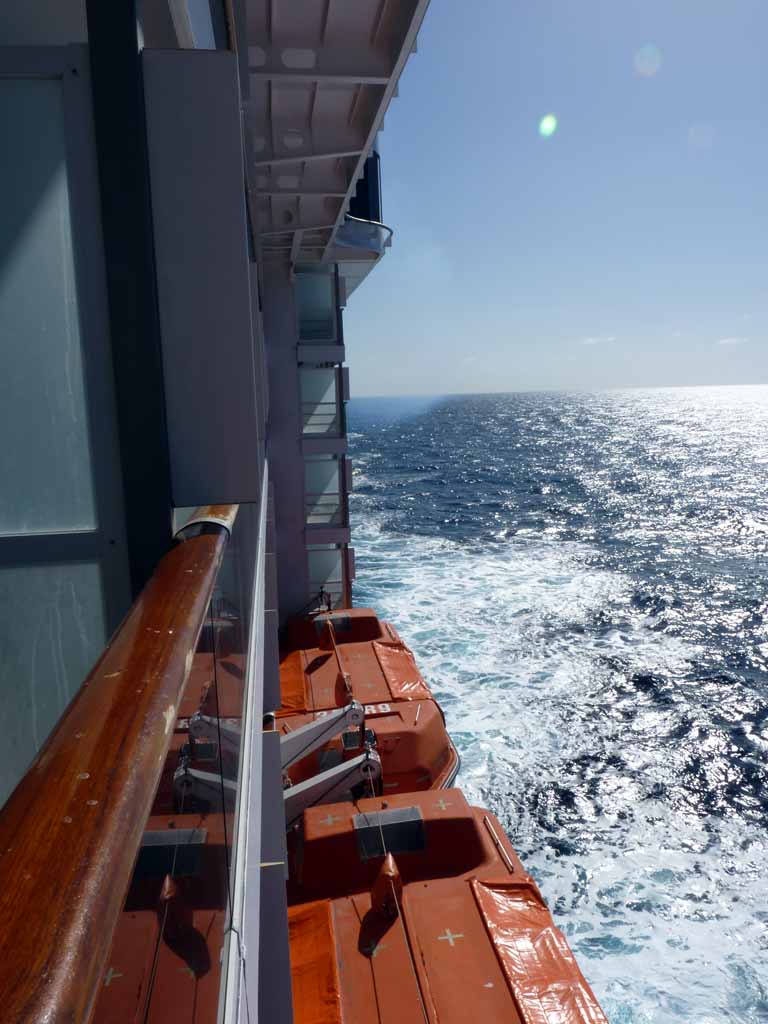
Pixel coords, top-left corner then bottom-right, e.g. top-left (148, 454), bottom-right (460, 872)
top-left (301, 368), bottom-right (339, 435)
top-left (305, 456), bottom-right (340, 495)
top-left (305, 457), bottom-right (342, 525)
top-left (0, 561), bottom-right (106, 806)
top-left (308, 548), bottom-right (342, 585)
top-left (308, 547), bottom-right (344, 607)
top-left (300, 368), bottom-right (336, 404)
top-left (0, 79), bottom-right (97, 534)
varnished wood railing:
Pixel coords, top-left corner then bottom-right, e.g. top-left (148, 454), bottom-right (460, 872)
top-left (0, 505), bottom-right (238, 1023)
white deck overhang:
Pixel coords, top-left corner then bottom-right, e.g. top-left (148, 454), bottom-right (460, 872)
top-left (243, 0), bottom-right (429, 275)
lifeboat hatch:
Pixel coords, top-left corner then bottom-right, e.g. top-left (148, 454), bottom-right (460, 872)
top-left (314, 612), bottom-right (350, 637)
top-left (134, 828), bottom-right (207, 879)
top-left (353, 806), bottom-right (425, 861)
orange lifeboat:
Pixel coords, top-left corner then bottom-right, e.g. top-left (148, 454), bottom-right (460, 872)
top-left (287, 788), bottom-right (608, 1024)
top-left (278, 609), bottom-right (460, 797)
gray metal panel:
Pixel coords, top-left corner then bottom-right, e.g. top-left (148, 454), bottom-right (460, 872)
top-left (260, 730), bottom-right (288, 868)
top-left (263, 609), bottom-right (280, 712)
top-left (0, 4), bottom-right (86, 45)
top-left (305, 526), bottom-right (351, 545)
top-left (297, 343), bottom-right (345, 364)
top-left (221, 475), bottom-right (268, 1024)
top-left (301, 437), bottom-right (348, 456)
top-left (263, 264), bottom-right (311, 619)
top-left (257, 865), bottom-right (293, 1024)
top-left (142, 49), bottom-right (261, 507)
top-left (265, 552), bottom-right (278, 611)
top-left (255, 730), bottom-right (292, 1024)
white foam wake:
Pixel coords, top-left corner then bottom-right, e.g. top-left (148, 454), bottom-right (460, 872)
top-left (352, 517), bottom-right (768, 1023)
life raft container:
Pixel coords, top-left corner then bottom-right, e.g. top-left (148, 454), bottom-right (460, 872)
top-left (278, 609), bottom-right (460, 797)
top-left (287, 788), bottom-right (608, 1024)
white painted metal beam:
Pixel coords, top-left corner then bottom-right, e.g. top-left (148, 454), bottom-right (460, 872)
top-left (250, 69), bottom-right (389, 85)
top-left (261, 223), bottom-right (336, 237)
top-left (253, 148), bottom-right (362, 168)
top-left (260, 190), bottom-right (347, 197)
top-left (320, 0), bottom-right (431, 261)
top-left (290, 229), bottom-right (304, 263)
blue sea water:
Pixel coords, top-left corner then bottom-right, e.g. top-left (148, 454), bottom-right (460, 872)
top-left (347, 386), bottom-right (768, 1024)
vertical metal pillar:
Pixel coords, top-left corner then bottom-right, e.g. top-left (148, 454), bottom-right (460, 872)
top-left (85, 0), bottom-right (173, 593)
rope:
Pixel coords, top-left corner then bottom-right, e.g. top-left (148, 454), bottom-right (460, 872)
top-left (363, 774), bottom-right (430, 1024)
top-left (224, 924), bottom-right (253, 1024)
top-left (141, 775), bottom-right (192, 1022)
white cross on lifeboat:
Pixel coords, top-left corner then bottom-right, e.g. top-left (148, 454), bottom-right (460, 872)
top-left (436, 798), bottom-right (451, 811)
top-left (319, 813), bottom-right (342, 826)
top-left (437, 929), bottom-right (464, 947)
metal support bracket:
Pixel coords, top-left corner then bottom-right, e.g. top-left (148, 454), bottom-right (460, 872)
top-left (284, 748), bottom-right (381, 828)
top-left (173, 759), bottom-right (239, 810)
top-left (189, 712), bottom-right (242, 761)
top-left (279, 701), bottom-right (364, 770)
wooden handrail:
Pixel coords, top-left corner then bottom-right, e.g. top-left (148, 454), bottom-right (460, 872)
top-left (0, 504), bottom-right (238, 1023)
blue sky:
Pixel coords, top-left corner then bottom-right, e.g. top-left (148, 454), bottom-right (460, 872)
top-left (345, 0), bottom-right (768, 395)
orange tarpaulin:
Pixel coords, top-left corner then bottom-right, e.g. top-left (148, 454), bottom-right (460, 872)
top-left (279, 651), bottom-right (309, 714)
top-left (373, 640), bottom-right (431, 700)
top-left (471, 880), bottom-right (608, 1024)
top-left (288, 901), bottom-right (343, 1024)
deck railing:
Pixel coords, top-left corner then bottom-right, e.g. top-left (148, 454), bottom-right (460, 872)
top-left (0, 505), bottom-right (237, 1024)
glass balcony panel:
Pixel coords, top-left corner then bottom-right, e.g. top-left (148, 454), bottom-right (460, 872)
top-left (295, 270), bottom-right (336, 342)
top-left (304, 456), bottom-right (342, 525)
top-left (300, 368), bottom-right (340, 436)
top-left (307, 545), bottom-right (344, 607)
top-left (97, 503), bottom-right (261, 1023)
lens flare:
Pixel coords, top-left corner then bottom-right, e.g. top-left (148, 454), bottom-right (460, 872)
top-left (634, 43), bottom-right (662, 77)
top-left (538, 114), bottom-right (558, 138)
top-left (688, 122), bottom-right (715, 150)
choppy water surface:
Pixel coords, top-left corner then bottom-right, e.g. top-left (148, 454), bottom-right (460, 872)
top-left (348, 387), bottom-right (768, 1024)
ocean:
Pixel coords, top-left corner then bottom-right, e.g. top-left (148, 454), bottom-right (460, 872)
top-left (347, 386), bottom-right (768, 1024)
